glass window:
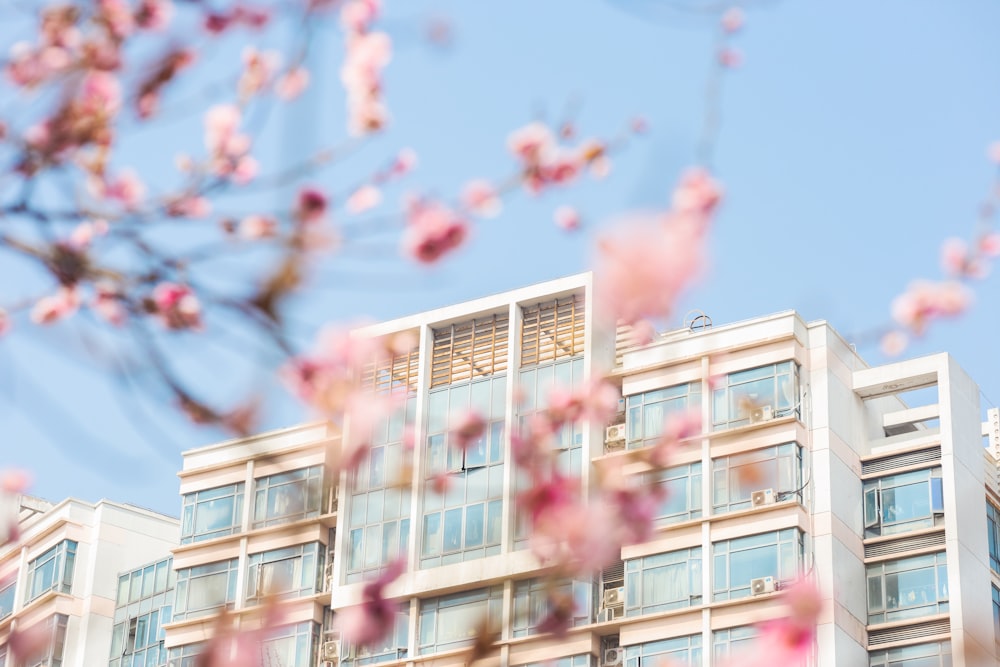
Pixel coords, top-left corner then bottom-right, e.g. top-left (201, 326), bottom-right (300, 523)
top-left (253, 467), bottom-right (323, 528)
top-left (713, 444), bottom-right (802, 514)
top-left (25, 540), bottom-right (76, 604)
top-left (512, 578), bottom-right (592, 637)
top-left (712, 529), bottom-right (802, 601)
top-left (246, 543), bottom-right (322, 603)
top-left (864, 469), bottom-right (944, 538)
top-left (712, 626), bottom-right (756, 662)
top-left (869, 641), bottom-right (951, 667)
top-left (259, 622), bottom-right (320, 667)
top-left (521, 656), bottom-right (593, 667)
top-left (626, 382), bottom-right (701, 448)
top-left (343, 607), bottom-right (409, 666)
top-left (418, 586), bottom-right (503, 655)
top-left (646, 462), bottom-right (702, 526)
top-left (166, 642), bottom-right (205, 667)
top-left (421, 376), bottom-right (506, 568)
top-left (712, 361), bottom-right (799, 430)
top-left (0, 575), bottom-right (15, 619)
top-left (180, 483), bottom-right (244, 544)
top-left (866, 552), bottom-right (948, 625)
top-left (347, 399), bottom-right (414, 585)
top-left (116, 556), bottom-right (174, 607)
top-left (993, 585), bottom-right (1000, 644)
top-left (22, 614), bottom-right (68, 667)
top-left (988, 503), bottom-right (1000, 574)
top-left (625, 635), bottom-right (702, 667)
top-left (625, 548), bottom-right (701, 616)
top-left (172, 559), bottom-right (238, 621)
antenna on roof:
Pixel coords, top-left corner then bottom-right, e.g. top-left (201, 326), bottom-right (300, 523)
top-left (683, 309), bottom-right (712, 332)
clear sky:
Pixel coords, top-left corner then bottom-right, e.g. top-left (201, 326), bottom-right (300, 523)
top-left (3, 0), bottom-right (1000, 518)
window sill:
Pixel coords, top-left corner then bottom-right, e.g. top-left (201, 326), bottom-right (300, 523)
top-left (709, 414), bottom-right (800, 439)
top-left (1, 588), bottom-right (70, 630)
top-left (865, 611), bottom-right (950, 632)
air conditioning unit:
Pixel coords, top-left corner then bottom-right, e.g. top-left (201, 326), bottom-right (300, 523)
top-left (605, 439), bottom-right (626, 453)
top-left (604, 648), bottom-right (624, 667)
top-left (604, 586), bottom-right (625, 608)
top-left (599, 607), bottom-right (622, 623)
top-left (749, 405), bottom-right (774, 424)
top-left (751, 488), bottom-right (776, 508)
top-left (751, 576), bottom-right (775, 596)
top-left (322, 640), bottom-right (341, 662)
top-left (605, 424), bottom-right (626, 444)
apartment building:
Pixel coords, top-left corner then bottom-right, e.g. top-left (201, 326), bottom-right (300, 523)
top-left (0, 495), bottom-right (178, 667)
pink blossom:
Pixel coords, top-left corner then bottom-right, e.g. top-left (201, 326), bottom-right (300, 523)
top-left (647, 409), bottom-right (701, 467)
top-left (392, 148), bottom-right (418, 175)
top-left (336, 557), bottom-right (405, 648)
top-left (239, 47), bottom-right (281, 99)
top-left (593, 211), bottom-right (708, 326)
top-left (401, 199), bottom-right (469, 264)
top-left (718, 47), bottom-right (742, 68)
top-left (730, 579), bottom-right (821, 667)
top-left (341, 0), bottom-right (381, 33)
top-left (6, 621), bottom-right (51, 661)
top-left (529, 491), bottom-right (621, 576)
top-left (979, 232), bottom-right (1000, 257)
top-left (341, 31), bottom-right (392, 135)
top-left (68, 219), bottom-right (108, 249)
top-left (940, 237), bottom-right (982, 278)
top-left (608, 486), bottom-right (665, 544)
top-left (204, 104), bottom-right (242, 153)
top-left (672, 168), bottom-right (723, 218)
top-left (346, 185), bottom-right (382, 213)
top-left (103, 169), bottom-right (146, 209)
top-left (507, 122), bottom-right (555, 162)
top-left (79, 71), bottom-right (123, 117)
top-left (891, 280), bottom-right (971, 335)
top-left (989, 141), bottom-right (1000, 164)
top-left (92, 282), bottom-right (127, 326)
top-left (166, 195), bottom-right (211, 218)
top-left (880, 330), bottom-right (908, 357)
top-left (721, 7), bottom-right (745, 33)
top-left (136, 0), bottom-right (174, 30)
top-left (238, 215), bottom-right (278, 240)
top-left (233, 5), bottom-right (271, 29)
top-left (0, 308), bottom-right (9, 336)
top-left (98, 0), bottom-right (135, 39)
top-left (275, 66), bottom-right (310, 100)
top-left (30, 287), bottom-right (80, 325)
top-left (554, 206), bottom-right (580, 231)
top-left (295, 187), bottom-right (329, 224)
top-left (630, 116), bottom-right (649, 134)
top-left (451, 410), bottom-right (487, 452)
top-left (1, 469), bottom-right (30, 494)
top-left (461, 180), bottom-right (502, 218)
top-left (150, 282), bottom-right (202, 330)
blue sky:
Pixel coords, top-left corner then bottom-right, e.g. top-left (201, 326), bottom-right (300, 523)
top-left (3, 0), bottom-right (1000, 517)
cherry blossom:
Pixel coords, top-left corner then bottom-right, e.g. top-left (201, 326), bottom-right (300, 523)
top-left (890, 280), bottom-right (971, 335)
top-left (450, 410), bottom-right (487, 451)
top-left (336, 557), bottom-right (406, 647)
top-left (461, 180), bottom-right (503, 218)
top-left (238, 215), bottom-right (278, 240)
top-left (553, 206), bottom-right (580, 231)
top-left (135, 0), bottom-right (174, 31)
top-left (401, 199), bottom-right (469, 264)
top-left (150, 282), bottom-right (202, 330)
top-left (275, 66), bottom-right (310, 100)
top-left (30, 287), bottom-right (80, 325)
top-left (0, 309), bottom-right (9, 336)
top-left (295, 187), bottom-right (329, 224)
top-left (346, 185), bottom-right (382, 214)
top-left (722, 7), bottom-right (745, 33)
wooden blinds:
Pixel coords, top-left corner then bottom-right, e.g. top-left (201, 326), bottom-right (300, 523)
top-left (360, 345), bottom-right (420, 394)
top-left (520, 294), bottom-right (585, 367)
top-left (431, 314), bottom-right (509, 387)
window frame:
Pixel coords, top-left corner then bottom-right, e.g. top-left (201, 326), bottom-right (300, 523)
top-left (869, 640), bottom-right (951, 667)
top-left (625, 635), bottom-right (703, 667)
top-left (418, 586), bottom-right (503, 655)
top-left (625, 548), bottom-right (702, 616)
top-left (258, 621), bottom-right (321, 667)
top-left (988, 502), bottom-right (1000, 574)
top-left (866, 552), bottom-right (949, 625)
top-left (512, 577), bottom-right (593, 637)
top-left (626, 382), bottom-right (702, 449)
top-left (172, 558), bottom-right (239, 621)
top-left (343, 607), bottom-right (410, 666)
top-left (245, 543), bottom-right (322, 604)
top-left (712, 626), bottom-right (757, 663)
top-left (0, 575), bottom-right (15, 620)
top-left (864, 469), bottom-right (944, 538)
top-left (712, 529), bottom-right (803, 601)
top-left (25, 540), bottom-right (76, 604)
top-left (180, 483), bottom-right (244, 544)
top-left (253, 466), bottom-right (324, 528)
top-left (711, 361), bottom-right (799, 431)
top-left (712, 443), bottom-right (803, 514)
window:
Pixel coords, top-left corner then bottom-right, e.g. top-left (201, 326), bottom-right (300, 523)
top-left (246, 543), bottom-right (322, 603)
top-left (993, 585), bottom-right (1000, 644)
top-left (253, 466), bottom-right (323, 527)
top-left (25, 540), bottom-right (76, 603)
top-left (109, 608), bottom-right (168, 667)
top-left (180, 483), bottom-right (244, 544)
top-left (344, 607), bottom-right (409, 665)
top-left (259, 622), bottom-right (320, 667)
top-left (347, 400), bottom-right (414, 584)
top-left (116, 557), bottom-right (174, 607)
top-left (713, 529), bottom-right (802, 601)
top-left (712, 361), bottom-right (799, 430)
top-left (625, 548), bottom-right (702, 616)
top-left (869, 641), bottom-right (951, 667)
top-left (166, 642), bottom-right (205, 667)
top-left (172, 559), bottom-right (238, 621)
top-left (421, 376), bottom-right (506, 568)
top-left (864, 469), bottom-right (944, 538)
top-left (515, 357), bottom-right (584, 547)
top-left (866, 552), bottom-right (948, 625)
top-left (625, 635), bottom-right (702, 667)
top-left (713, 444), bottom-right (802, 514)
top-left (626, 382), bottom-right (702, 448)
top-left (418, 586), bottom-right (503, 655)
top-left (988, 503), bottom-right (1000, 574)
top-left (522, 656), bottom-right (593, 667)
top-left (645, 463), bottom-right (702, 526)
top-left (22, 614), bottom-right (68, 667)
top-left (0, 575), bottom-right (15, 619)
top-left (512, 578), bottom-right (592, 637)
top-left (712, 627), bottom-right (756, 662)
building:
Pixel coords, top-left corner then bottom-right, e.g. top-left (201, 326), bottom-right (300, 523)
top-left (0, 495), bottom-right (178, 667)
top-left (8, 272), bottom-right (1000, 666)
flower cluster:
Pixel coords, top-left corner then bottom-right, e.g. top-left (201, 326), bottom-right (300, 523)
top-left (340, 0), bottom-right (391, 135)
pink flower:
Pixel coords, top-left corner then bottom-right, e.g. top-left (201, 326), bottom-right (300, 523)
top-left (989, 141), bottom-right (1000, 164)
top-left (718, 47), bottom-right (743, 68)
top-left (392, 148), bottom-right (418, 175)
top-left (30, 287), bottom-right (80, 325)
top-left (401, 199), bottom-right (469, 264)
top-left (593, 212), bottom-right (707, 326)
top-left (238, 215), bottom-right (278, 240)
top-left (529, 491), bottom-right (621, 576)
top-left (92, 281), bottom-right (127, 326)
top-left (150, 282), bottom-right (202, 330)
top-left (880, 330), bottom-right (908, 357)
top-left (941, 237), bottom-right (988, 278)
top-left (451, 410), bottom-right (487, 452)
top-left (721, 7), bottom-right (745, 33)
top-left (136, 0), bottom-right (174, 30)
top-left (647, 409), bottom-right (701, 467)
top-left (554, 206), bottom-right (580, 231)
top-left (239, 47), bottom-right (280, 99)
top-left (204, 104), bottom-right (242, 153)
top-left (1, 469), bottom-right (30, 494)
top-left (346, 185), bottom-right (382, 214)
top-left (295, 187), bottom-right (329, 224)
top-left (341, 31), bottom-right (392, 135)
top-left (461, 180), bottom-right (502, 218)
top-left (979, 232), bottom-right (1000, 257)
top-left (891, 280), bottom-right (971, 335)
top-left (68, 219), bottom-right (108, 249)
top-left (166, 195), bottom-right (211, 218)
top-left (275, 66), bottom-right (310, 100)
top-left (728, 579), bottom-right (821, 667)
top-left (336, 557), bottom-right (405, 648)
top-left (0, 308), bottom-right (9, 336)
top-left (672, 168), bottom-right (723, 218)
top-left (103, 169), bottom-right (146, 209)
top-left (341, 0), bottom-right (381, 33)
top-left (78, 71), bottom-right (123, 117)
top-left (507, 122), bottom-right (555, 162)
top-left (97, 0), bottom-right (134, 39)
